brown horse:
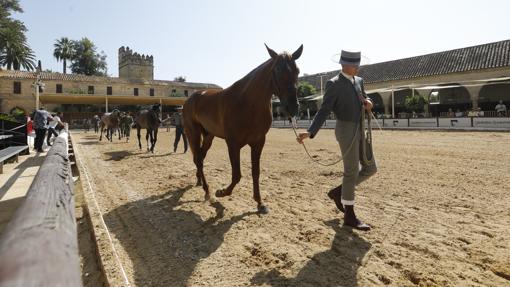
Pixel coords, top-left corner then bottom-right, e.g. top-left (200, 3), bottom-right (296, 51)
top-left (99, 109), bottom-right (121, 142)
top-left (183, 44), bottom-right (302, 213)
top-left (134, 104), bottom-right (161, 153)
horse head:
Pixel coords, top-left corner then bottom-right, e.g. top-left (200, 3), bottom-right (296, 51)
top-left (111, 109), bottom-right (121, 118)
top-left (265, 44), bottom-right (303, 118)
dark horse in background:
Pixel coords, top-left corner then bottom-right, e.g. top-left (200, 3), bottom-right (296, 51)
top-left (183, 44), bottom-right (302, 213)
top-left (99, 109), bottom-right (121, 142)
top-left (134, 104), bottom-right (161, 153)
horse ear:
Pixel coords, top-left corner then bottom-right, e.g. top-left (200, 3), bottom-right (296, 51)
top-left (265, 43), bottom-right (278, 59)
top-left (292, 44), bottom-right (303, 60)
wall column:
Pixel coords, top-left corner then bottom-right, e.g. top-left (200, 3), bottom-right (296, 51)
top-left (379, 91), bottom-right (392, 117)
top-left (465, 85), bottom-right (482, 109)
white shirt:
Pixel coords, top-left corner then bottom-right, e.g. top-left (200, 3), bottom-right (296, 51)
top-left (495, 103), bottom-right (507, 112)
top-left (48, 116), bottom-right (60, 129)
top-left (340, 71), bottom-right (354, 84)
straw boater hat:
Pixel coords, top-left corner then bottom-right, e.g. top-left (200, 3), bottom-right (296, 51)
top-left (339, 50), bottom-right (361, 66)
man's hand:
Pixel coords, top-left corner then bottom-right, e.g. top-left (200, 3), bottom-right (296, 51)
top-left (296, 132), bottom-right (310, 144)
top-left (363, 99), bottom-right (373, 111)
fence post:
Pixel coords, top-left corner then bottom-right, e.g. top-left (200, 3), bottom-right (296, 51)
top-left (0, 132), bottom-right (82, 287)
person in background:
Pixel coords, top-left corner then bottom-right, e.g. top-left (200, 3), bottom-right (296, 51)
top-left (172, 107), bottom-right (188, 153)
top-left (94, 115), bottom-right (100, 133)
top-left (83, 118), bottom-right (91, 132)
top-left (495, 100), bottom-right (507, 116)
top-left (26, 116), bottom-right (34, 148)
top-left (477, 107), bottom-right (485, 117)
top-left (47, 112), bottom-right (64, 146)
top-left (33, 107), bottom-right (53, 152)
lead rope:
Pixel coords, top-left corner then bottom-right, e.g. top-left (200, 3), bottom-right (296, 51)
top-left (292, 108), bottom-right (383, 167)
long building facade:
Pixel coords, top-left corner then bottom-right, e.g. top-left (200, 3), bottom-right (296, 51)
top-left (0, 46), bottom-right (221, 115)
top-left (299, 40), bottom-right (510, 118)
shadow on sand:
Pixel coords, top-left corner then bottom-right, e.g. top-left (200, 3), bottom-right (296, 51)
top-left (103, 185), bottom-right (257, 286)
top-left (251, 219), bottom-right (372, 287)
top-left (103, 150), bottom-right (135, 161)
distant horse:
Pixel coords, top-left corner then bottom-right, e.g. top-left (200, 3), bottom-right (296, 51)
top-left (119, 112), bottom-right (134, 142)
top-left (183, 44), bottom-right (302, 213)
top-left (134, 104), bottom-right (161, 153)
top-left (99, 109), bottom-right (121, 142)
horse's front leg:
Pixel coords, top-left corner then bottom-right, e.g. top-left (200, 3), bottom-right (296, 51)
top-left (216, 141), bottom-right (241, 198)
top-left (99, 125), bottom-right (103, 141)
top-left (151, 128), bottom-right (158, 153)
top-left (250, 138), bottom-right (268, 214)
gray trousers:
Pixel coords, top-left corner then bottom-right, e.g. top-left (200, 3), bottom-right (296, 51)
top-left (335, 121), bottom-right (377, 205)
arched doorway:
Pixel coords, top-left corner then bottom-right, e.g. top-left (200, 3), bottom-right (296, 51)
top-left (479, 82), bottom-right (510, 113)
top-left (429, 84), bottom-right (470, 116)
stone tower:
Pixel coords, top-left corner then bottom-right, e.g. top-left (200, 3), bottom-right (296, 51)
top-left (118, 46), bottom-right (154, 80)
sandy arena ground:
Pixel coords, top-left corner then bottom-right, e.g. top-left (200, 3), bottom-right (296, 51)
top-left (72, 128), bottom-right (510, 287)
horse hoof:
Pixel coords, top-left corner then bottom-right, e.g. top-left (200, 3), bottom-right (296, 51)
top-left (257, 205), bottom-right (269, 214)
top-left (215, 189), bottom-right (229, 197)
top-left (196, 181), bottom-right (202, 187)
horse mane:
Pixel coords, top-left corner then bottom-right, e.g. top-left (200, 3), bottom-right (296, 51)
top-left (224, 58), bottom-right (275, 94)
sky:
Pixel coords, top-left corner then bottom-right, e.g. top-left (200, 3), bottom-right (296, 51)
top-left (13, 0), bottom-right (510, 87)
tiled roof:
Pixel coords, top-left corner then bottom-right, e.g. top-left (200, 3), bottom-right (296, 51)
top-left (300, 39), bottom-right (510, 85)
top-left (0, 70), bottom-right (221, 89)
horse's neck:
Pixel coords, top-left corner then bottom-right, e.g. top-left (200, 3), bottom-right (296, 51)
top-left (232, 59), bottom-right (274, 105)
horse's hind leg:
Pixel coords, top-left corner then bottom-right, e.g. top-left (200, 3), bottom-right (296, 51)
top-left (187, 125), bottom-right (209, 198)
top-left (216, 141), bottom-right (241, 198)
top-left (200, 133), bottom-right (214, 160)
top-left (145, 129), bottom-right (150, 151)
top-left (250, 138), bottom-right (269, 214)
top-left (137, 127), bottom-right (142, 150)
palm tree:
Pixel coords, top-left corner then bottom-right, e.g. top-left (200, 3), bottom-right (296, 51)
top-left (0, 23), bottom-right (36, 71)
top-left (53, 37), bottom-right (74, 74)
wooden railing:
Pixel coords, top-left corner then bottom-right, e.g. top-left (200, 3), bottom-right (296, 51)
top-left (0, 131), bottom-right (82, 287)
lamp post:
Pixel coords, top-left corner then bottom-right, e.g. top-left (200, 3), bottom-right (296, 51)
top-left (32, 74), bottom-right (45, 110)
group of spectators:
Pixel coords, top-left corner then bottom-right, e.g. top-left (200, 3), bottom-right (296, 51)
top-left (447, 108), bottom-right (484, 117)
top-left (446, 100), bottom-right (507, 117)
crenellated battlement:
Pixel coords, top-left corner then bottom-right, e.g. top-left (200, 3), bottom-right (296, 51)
top-left (118, 46), bottom-right (154, 80)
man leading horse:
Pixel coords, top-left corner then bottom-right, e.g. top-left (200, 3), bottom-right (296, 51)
top-left (297, 50), bottom-right (377, 231)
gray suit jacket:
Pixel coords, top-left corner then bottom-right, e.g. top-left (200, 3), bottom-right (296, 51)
top-left (307, 74), bottom-right (367, 138)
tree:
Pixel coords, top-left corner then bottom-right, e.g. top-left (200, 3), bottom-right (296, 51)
top-left (53, 37), bottom-right (74, 74)
top-left (297, 81), bottom-right (316, 98)
top-left (404, 93), bottom-right (428, 112)
top-left (0, 0), bottom-right (36, 71)
top-left (174, 76), bottom-right (186, 82)
top-left (69, 38), bottom-right (107, 76)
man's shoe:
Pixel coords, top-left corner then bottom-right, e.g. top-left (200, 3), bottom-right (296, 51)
top-left (343, 205), bottom-right (371, 231)
top-left (327, 185), bottom-right (344, 213)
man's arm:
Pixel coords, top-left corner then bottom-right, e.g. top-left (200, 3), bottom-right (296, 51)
top-left (306, 80), bottom-right (338, 138)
